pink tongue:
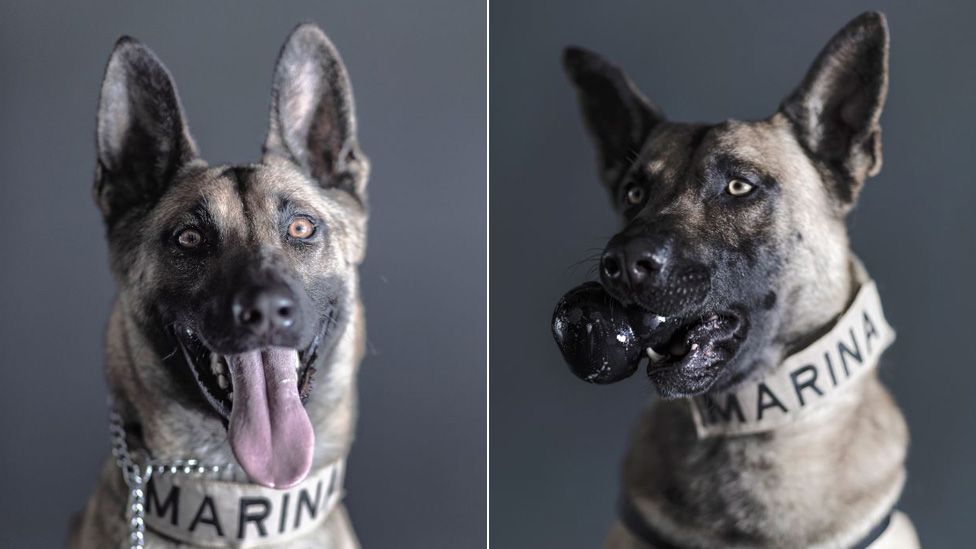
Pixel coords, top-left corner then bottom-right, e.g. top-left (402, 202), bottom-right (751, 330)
top-left (227, 347), bottom-right (314, 488)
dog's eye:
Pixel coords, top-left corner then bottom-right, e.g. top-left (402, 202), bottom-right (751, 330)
top-left (624, 184), bottom-right (645, 206)
top-left (176, 228), bottom-right (203, 249)
top-left (726, 179), bottom-right (754, 197)
top-left (287, 218), bottom-right (316, 239)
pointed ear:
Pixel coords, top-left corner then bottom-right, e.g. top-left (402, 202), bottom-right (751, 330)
top-left (263, 24), bottom-right (369, 202)
top-left (95, 37), bottom-right (199, 225)
top-left (780, 11), bottom-right (889, 206)
top-left (563, 46), bottom-right (663, 188)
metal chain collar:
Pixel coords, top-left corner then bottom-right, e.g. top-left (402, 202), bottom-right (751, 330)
top-left (108, 401), bottom-right (232, 549)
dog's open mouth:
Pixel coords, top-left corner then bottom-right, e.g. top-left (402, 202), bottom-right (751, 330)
top-left (642, 311), bottom-right (747, 378)
top-left (551, 281), bottom-right (749, 395)
top-left (173, 326), bottom-right (324, 488)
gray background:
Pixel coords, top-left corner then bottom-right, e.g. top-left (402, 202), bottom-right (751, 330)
top-left (491, 1), bottom-right (975, 547)
top-left (0, 1), bottom-right (485, 547)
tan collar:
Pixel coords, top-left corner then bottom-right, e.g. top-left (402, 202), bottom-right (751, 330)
top-left (142, 459), bottom-right (345, 547)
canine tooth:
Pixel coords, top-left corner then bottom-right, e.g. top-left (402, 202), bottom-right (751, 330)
top-left (655, 315), bottom-right (667, 324)
top-left (217, 374), bottom-right (229, 389)
top-left (228, 391), bottom-right (233, 401)
top-left (646, 347), bottom-right (667, 363)
top-left (690, 343), bottom-right (700, 351)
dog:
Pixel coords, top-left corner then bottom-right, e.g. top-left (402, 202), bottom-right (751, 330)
top-left (554, 12), bottom-right (919, 548)
top-left (69, 23), bottom-right (369, 548)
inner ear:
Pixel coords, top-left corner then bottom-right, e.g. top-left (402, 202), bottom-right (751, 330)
top-left (779, 11), bottom-right (888, 206)
top-left (95, 37), bottom-right (199, 225)
top-left (563, 46), bottom-right (664, 189)
top-left (263, 24), bottom-right (369, 202)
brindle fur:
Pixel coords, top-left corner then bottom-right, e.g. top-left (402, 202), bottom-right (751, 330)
top-left (565, 12), bottom-right (918, 548)
top-left (69, 24), bottom-right (368, 548)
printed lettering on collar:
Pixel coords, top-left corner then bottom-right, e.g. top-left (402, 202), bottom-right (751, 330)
top-left (143, 459), bottom-right (344, 547)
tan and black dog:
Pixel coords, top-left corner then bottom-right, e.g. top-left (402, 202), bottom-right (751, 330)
top-left (554, 12), bottom-right (919, 548)
top-left (70, 24), bottom-right (368, 548)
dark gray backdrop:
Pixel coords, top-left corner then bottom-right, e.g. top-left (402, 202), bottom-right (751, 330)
top-left (491, 1), bottom-right (975, 547)
top-left (0, 1), bottom-right (485, 547)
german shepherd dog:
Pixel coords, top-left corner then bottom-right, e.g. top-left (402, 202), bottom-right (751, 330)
top-left (553, 12), bottom-right (919, 548)
top-left (70, 24), bottom-right (368, 548)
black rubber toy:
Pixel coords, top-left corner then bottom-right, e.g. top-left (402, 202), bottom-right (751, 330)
top-left (552, 282), bottom-right (632, 383)
top-left (552, 282), bottom-right (671, 384)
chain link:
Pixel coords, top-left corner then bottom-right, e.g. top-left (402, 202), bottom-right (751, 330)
top-left (108, 401), bottom-right (230, 549)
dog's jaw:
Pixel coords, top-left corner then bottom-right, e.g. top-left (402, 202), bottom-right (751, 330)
top-left (173, 324), bottom-right (329, 487)
top-left (643, 310), bottom-right (750, 398)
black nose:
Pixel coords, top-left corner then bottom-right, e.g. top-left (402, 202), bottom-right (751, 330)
top-left (232, 285), bottom-right (297, 335)
top-left (601, 235), bottom-right (669, 291)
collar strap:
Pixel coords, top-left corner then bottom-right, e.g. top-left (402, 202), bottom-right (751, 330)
top-left (618, 494), bottom-right (893, 549)
top-left (689, 279), bottom-right (894, 437)
top-left (142, 459), bottom-right (345, 547)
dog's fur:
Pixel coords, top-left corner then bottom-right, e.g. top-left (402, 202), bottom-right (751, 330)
top-left (69, 24), bottom-right (368, 548)
top-left (564, 12), bottom-right (918, 548)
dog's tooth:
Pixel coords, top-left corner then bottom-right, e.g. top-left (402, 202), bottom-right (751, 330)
top-left (217, 374), bottom-right (229, 390)
top-left (646, 347), bottom-right (666, 363)
top-left (228, 391), bottom-right (234, 401)
top-left (655, 315), bottom-right (667, 324)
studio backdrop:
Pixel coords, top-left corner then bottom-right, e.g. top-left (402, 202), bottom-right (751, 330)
top-left (490, 1), bottom-right (976, 547)
top-left (0, 1), bottom-right (485, 547)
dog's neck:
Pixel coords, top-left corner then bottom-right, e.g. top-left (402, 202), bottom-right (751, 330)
top-left (776, 241), bottom-right (858, 358)
top-left (690, 257), bottom-right (893, 437)
top-left (620, 255), bottom-right (909, 547)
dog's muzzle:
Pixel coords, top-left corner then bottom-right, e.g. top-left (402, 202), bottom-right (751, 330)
top-left (599, 231), bottom-right (710, 315)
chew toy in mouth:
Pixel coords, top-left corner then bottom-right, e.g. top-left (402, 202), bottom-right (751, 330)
top-left (551, 281), bottom-right (746, 389)
top-left (174, 326), bottom-right (324, 488)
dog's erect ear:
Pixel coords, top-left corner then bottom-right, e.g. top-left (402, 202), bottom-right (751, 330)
top-left (563, 47), bottom-right (664, 188)
top-left (780, 11), bottom-right (889, 206)
top-left (95, 37), bottom-right (199, 224)
top-left (264, 24), bottom-right (368, 202)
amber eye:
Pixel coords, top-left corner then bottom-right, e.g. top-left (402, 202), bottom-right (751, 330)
top-left (176, 228), bottom-right (203, 249)
top-left (624, 184), bottom-right (645, 206)
top-left (287, 218), bottom-right (316, 239)
top-left (726, 179), bottom-right (755, 197)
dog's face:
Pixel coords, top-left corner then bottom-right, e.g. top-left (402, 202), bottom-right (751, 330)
top-left (563, 13), bottom-right (888, 397)
top-left (95, 26), bottom-right (368, 487)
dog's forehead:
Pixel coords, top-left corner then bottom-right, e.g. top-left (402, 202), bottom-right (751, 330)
top-left (640, 123), bottom-right (710, 180)
top-left (152, 164), bottom-right (348, 230)
top-left (639, 118), bottom-right (821, 196)
top-left (150, 169), bottom-right (245, 230)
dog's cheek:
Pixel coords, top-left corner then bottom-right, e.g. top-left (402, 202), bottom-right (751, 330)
top-left (304, 274), bottom-right (351, 352)
top-left (334, 212), bottom-right (367, 266)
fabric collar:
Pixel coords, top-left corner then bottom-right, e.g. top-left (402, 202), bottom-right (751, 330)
top-left (689, 278), bottom-right (894, 437)
top-left (142, 459), bottom-right (345, 547)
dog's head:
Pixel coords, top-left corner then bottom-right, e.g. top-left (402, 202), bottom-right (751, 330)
top-left (560, 12), bottom-right (888, 397)
top-left (95, 25), bottom-right (368, 487)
